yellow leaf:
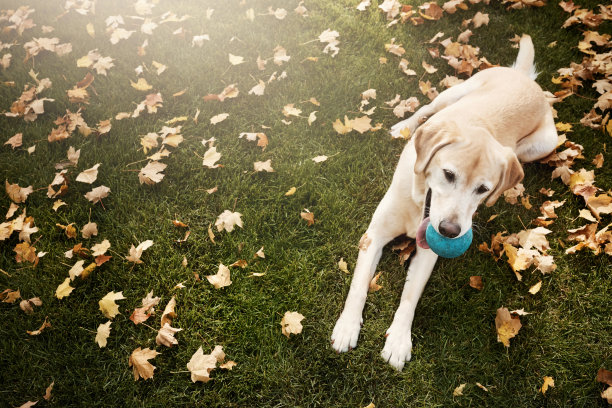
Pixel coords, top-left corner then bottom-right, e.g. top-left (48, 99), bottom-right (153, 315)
top-left (86, 23), bottom-right (95, 37)
top-left (495, 307), bottom-right (522, 347)
top-left (99, 291), bottom-right (126, 319)
top-left (206, 263), bottom-right (232, 289)
top-left (131, 78), bottom-right (153, 91)
top-left (555, 122), bottom-right (572, 132)
top-left (95, 321), bottom-right (111, 347)
top-left (285, 187), bottom-right (297, 196)
top-left (55, 277), bottom-right (74, 299)
top-left (528, 280), bottom-right (542, 295)
top-left (540, 376), bottom-right (555, 394)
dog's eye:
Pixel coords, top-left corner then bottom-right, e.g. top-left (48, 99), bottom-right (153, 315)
top-left (476, 185), bottom-right (489, 194)
top-left (443, 169), bottom-right (455, 183)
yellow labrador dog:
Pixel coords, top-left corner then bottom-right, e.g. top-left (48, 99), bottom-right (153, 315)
top-left (331, 35), bottom-right (557, 371)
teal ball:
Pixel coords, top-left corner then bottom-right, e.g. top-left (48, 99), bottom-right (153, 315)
top-left (425, 223), bottom-right (472, 258)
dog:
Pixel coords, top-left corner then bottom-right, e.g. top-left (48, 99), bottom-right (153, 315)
top-left (331, 35), bottom-right (558, 371)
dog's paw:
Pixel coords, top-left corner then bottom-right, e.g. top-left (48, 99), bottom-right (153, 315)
top-left (381, 328), bottom-right (412, 371)
top-left (331, 315), bottom-right (362, 353)
top-left (389, 121), bottom-right (409, 138)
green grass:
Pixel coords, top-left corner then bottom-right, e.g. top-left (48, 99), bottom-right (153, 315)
top-left (0, 0), bottom-right (610, 406)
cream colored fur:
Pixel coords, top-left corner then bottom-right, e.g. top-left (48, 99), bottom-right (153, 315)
top-left (331, 35), bottom-right (557, 371)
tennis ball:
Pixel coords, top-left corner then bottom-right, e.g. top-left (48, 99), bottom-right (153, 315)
top-left (425, 222), bottom-right (472, 258)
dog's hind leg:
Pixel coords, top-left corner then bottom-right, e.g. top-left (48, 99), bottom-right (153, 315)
top-left (381, 246), bottom-right (438, 371)
top-left (390, 77), bottom-right (483, 138)
top-left (331, 193), bottom-right (406, 353)
top-left (516, 108), bottom-right (558, 162)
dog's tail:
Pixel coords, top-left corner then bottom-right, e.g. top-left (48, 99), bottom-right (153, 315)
top-left (511, 34), bottom-right (538, 80)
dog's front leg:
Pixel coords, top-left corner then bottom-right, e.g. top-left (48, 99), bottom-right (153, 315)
top-left (331, 197), bottom-right (405, 353)
top-left (381, 246), bottom-right (438, 371)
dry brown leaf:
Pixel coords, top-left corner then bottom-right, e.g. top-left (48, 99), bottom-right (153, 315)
top-left (300, 210), bottom-right (315, 226)
top-left (369, 272), bottom-right (383, 292)
top-left (469, 276), bottom-right (483, 290)
top-left (156, 323), bottom-right (182, 347)
top-left (129, 347), bottom-right (160, 381)
top-left (27, 316), bottom-right (51, 335)
top-left (540, 376), bottom-right (555, 394)
top-left (495, 307), bottom-right (522, 347)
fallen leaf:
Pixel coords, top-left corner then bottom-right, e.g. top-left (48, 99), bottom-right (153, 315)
top-left (129, 347), bottom-right (160, 381)
top-left (84, 185), bottom-right (110, 204)
top-left (453, 383), bottom-right (466, 396)
top-left (215, 210), bottom-right (243, 232)
top-left (6, 180), bottom-right (34, 203)
top-left (281, 311), bottom-right (304, 337)
top-left (539, 376), bottom-right (555, 394)
top-left (528, 280), bottom-right (542, 295)
top-left (285, 187), bottom-right (297, 196)
top-left (369, 272), bottom-right (383, 292)
top-left (206, 263), bottom-right (232, 289)
top-left (95, 321), bottom-right (111, 347)
top-left (91, 239), bottom-right (111, 256)
top-left (495, 307), bottom-right (522, 347)
top-left (98, 291), bottom-right (125, 319)
top-left (156, 323), bottom-right (182, 347)
top-left (300, 211), bottom-right (315, 226)
top-left (131, 78), bottom-right (153, 91)
top-left (1, 288), bottom-right (20, 303)
top-left (210, 113), bottom-right (229, 125)
top-left (27, 316), bottom-right (51, 335)
top-left (469, 276), bottom-right (483, 290)
top-left (338, 258), bottom-right (349, 273)
top-left (202, 146), bottom-right (222, 168)
top-left (254, 159), bottom-right (274, 172)
top-left (187, 345), bottom-right (225, 382)
top-left (4, 133), bottom-right (22, 149)
top-left (161, 296), bottom-right (176, 327)
top-left (19, 297), bottom-right (41, 314)
top-left (55, 278), bottom-right (74, 299)
top-left (76, 163), bottom-right (100, 184)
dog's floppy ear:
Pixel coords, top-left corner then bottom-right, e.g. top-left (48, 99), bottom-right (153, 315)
top-left (485, 149), bottom-right (524, 207)
top-left (413, 121), bottom-right (458, 174)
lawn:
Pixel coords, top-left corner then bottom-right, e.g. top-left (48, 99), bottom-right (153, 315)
top-left (0, 0), bottom-right (610, 406)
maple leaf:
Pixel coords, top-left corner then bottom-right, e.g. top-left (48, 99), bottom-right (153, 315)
top-left (14, 242), bottom-right (38, 265)
top-left (472, 11), bottom-right (490, 28)
top-left (350, 116), bottom-right (372, 133)
top-left (99, 291), bottom-right (126, 319)
top-left (96, 321), bottom-right (112, 347)
top-left (131, 78), bottom-right (153, 91)
top-left (333, 117), bottom-right (353, 134)
top-left (130, 290), bottom-right (161, 324)
top-left (495, 307), bottom-right (522, 347)
top-left (161, 296), bottom-right (176, 327)
top-left (248, 80), bottom-right (266, 96)
top-left (187, 345), bottom-right (226, 383)
top-left (254, 160), bottom-right (274, 172)
top-left (453, 383), bottom-right (467, 396)
top-left (55, 278), bottom-right (74, 299)
top-left (126, 240), bottom-right (154, 263)
top-left (6, 180), bottom-right (33, 203)
top-left (206, 263), bottom-right (232, 289)
top-left (156, 323), bottom-right (182, 347)
top-left (215, 210), bottom-right (243, 232)
top-left (138, 161), bottom-right (167, 185)
top-left (540, 376), bottom-right (555, 394)
top-left (369, 272), bottom-right (383, 292)
top-left (84, 185), bottom-right (110, 204)
top-left (282, 104), bottom-right (302, 117)
top-left (129, 347), bottom-right (160, 381)
top-left (528, 281), bottom-right (543, 295)
top-left (1, 288), bottom-right (20, 303)
top-left (4, 133), bottom-right (22, 149)
top-left (281, 311), bottom-right (304, 338)
top-left (338, 258), bottom-right (349, 273)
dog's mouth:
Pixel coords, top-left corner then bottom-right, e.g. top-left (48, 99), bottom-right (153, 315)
top-left (416, 189), bottom-right (432, 249)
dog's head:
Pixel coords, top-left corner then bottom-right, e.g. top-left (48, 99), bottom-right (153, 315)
top-left (413, 120), bottom-right (524, 239)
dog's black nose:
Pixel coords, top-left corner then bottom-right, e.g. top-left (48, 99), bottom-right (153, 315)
top-left (438, 220), bottom-right (461, 238)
